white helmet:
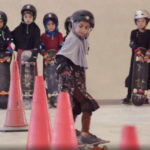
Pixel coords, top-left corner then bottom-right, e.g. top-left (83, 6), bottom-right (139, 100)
top-left (134, 10), bottom-right (150, 20)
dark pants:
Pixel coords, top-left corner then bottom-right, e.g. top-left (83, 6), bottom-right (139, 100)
top-left (59, 66), bottom-right (99, 132)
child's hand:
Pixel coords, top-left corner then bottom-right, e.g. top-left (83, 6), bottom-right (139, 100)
top-left (144, 57), bottom-right (149, 62)
top-left (138, 56), bottom-right (144, 62)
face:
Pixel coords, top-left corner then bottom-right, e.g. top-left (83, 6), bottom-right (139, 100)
top-left (46, 20), bottom-right (56, 32)
top-left (75, 21), bottom-right (90, 37)
top-left (23, 13), bottom-right (33, 25)
top-left (0, 19), bottom-right (4, 28)
top-left (67, 24), bottom-right (72, 32)
top-left (136, 18), bottom-right (147, 30)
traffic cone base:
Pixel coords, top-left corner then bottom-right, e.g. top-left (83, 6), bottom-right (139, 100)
top-left (0, 61), bottom-right (28, 132)
top-left (0, 126), bottom-right (28, 132)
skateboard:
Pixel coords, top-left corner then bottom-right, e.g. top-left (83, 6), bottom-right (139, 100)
top-left (20, 50), bottom-right (36, 109)
top-left (78, 139), bottom-right (110, 150)
top-left (131, 47), bottom-right (149, 106)
top-left (44, 50), bottom-right (58, 107)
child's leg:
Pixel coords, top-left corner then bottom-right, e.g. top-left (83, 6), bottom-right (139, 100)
top-left (72, 68), bottom-right (100, 143)
top-left (81, 112), bottom-right (91, 136)
top-left (73, 93), bottom-right (101, 143)
top-left (73, 89), bottom-right (97, 134)
top-left (123, 55), bottom-right (134, 104)
top-left (72, 98), bottom-right (92, 138)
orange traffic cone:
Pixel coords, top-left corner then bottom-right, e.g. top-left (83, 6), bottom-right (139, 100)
top-left (120, 125), bottom-right (140, 150)
top-left (52, 92), bottom-right (78, 150)
top-left (0, 61), bottom-right (28, 132)
top-left (26, 76), bottom-right (52, 150)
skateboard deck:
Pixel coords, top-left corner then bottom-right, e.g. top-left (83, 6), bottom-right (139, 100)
top-left (131, 47), bottom-right (149, 106)
top-left (44, 50), bottom-right (58, 106)
top-left (78, 139), bottom-right (110, 150)
top-left (20, 50), bottom-right (36, 109)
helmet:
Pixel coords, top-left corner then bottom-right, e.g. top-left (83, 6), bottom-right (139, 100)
top-left (64, 16), bottom-right (72, 31)
top-left (21, 4), bottom-right (37, 19)
top-left (43, 12), bottom-right (58, 25)
top-left (0, 11), bottom-right (7, 25)
top-left (134, 10), bottom-right (150, 24)
top-left (71, 10), bottom-right (95, 28)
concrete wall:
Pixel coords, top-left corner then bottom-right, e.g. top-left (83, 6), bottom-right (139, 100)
top-left (1, 0), bottom-right (150, 99)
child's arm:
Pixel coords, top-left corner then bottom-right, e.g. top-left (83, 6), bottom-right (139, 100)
top-left (33, 27), bottom-right (41, 50)
top-left (39, 34), bottom-right (46, 55)
top-left (130, 30), bottom-right (144, 62)
top-left (130, 30), bottom-right (141, 56)
top-left (56, 55), bottom-right (72, 75)
top-left (29, 26), bottom-right (41, 62)
top-left (5, 27), bottom-right (15, 54)
top-left (144, 34), bottom-right (150, 62)
top-left (58, 32), bottom-right (64, 51)
top-left (39, 42), bottom-right (46, 55)
top-left (129, 30), bottom-right (137, 50)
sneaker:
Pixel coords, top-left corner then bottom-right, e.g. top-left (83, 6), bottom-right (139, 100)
top-left (75, 130), bottom-right (99, 138)
top-left (122, 98), bottom-right (130, 104)
top-left (80, 133), bottom-right (102, 144)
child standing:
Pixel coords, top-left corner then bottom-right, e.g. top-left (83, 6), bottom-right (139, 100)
top-left (123, 10), bottom-right (150, 104)
top-left (56, 10), bottom-right (101, 144)
top-left (64, 16), bottom-right (72, 40)
top-left (0, 11), bottom-right (14, 108)
top-left (12, 4), bottom-right (40, 68)
top-left (12, 4), bottom-right (40, 107)
top-left (40, 12), bottom-right (63, 107)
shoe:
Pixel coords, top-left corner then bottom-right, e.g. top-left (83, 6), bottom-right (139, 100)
top-left (122, 98), bottom-right (130, 104)
top-left (80, 133), bottom-right (102, 144)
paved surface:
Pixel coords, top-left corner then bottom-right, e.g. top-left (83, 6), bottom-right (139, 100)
top-left (0, 101), bottom-right (150, 150)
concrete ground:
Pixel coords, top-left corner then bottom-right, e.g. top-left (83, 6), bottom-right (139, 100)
top-left (0, 101), bottom-right (150, 150)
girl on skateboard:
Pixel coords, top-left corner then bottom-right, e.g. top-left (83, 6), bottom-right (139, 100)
top-left (56, 10), bottom-right (101, 144)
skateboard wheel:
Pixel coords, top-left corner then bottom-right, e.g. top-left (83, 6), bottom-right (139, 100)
top-left (132, 94), bottom-right (145, 106)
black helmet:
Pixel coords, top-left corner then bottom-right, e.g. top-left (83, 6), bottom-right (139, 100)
top-left (64, 16), bottom-right (72, 31)
top-left (0, 11), bottom-right (7, 25)
top-left (43, 12), bottom-right (58, 25)
top-left (21, 4), bottom-right (37, 19)
top-left (71, 10), bottom-right (95, 28)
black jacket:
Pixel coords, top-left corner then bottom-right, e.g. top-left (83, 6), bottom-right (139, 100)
top-left (0, 26), bottom-right (13, 52)
top-left (130, 29), bottom-right (150, 50)
top-left (12, 22), bottom-right (40, 51)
